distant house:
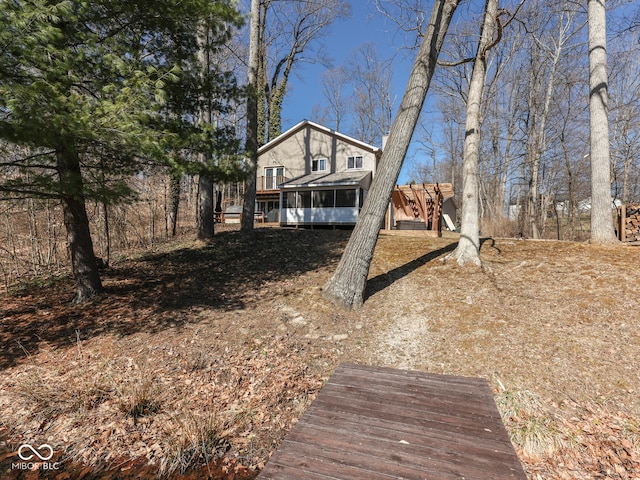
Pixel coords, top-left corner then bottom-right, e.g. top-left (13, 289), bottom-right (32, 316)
top-left (256, 120), bottom-right (382, 226)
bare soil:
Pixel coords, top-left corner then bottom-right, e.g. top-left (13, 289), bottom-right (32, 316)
top-left (1, 225), bottom-right (639, 479)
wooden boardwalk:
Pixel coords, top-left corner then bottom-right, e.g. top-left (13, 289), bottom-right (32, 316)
top-left (258, 363), bottom-right (527, 480)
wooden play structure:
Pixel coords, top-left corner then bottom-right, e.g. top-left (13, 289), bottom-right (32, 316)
top-left (390, 183), bottom-right (455, 237)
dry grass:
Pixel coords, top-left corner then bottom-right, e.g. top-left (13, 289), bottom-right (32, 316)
top-left (1, 225), bottom-right (639, 478)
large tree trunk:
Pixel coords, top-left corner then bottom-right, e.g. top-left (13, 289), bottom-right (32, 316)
top-left (56, 148), bottom-right (103, 303)
top-left (196, 22), bottom-right (216, 241)
top-left (588, 0), bottom-right (617, 243)
top-left (322, 0), bottom-right (459, 310)
top-left (447, 0), bottom-right (498, 266)
top-left (241, 0), bottom-right (261, 240)
top-left (197, 172), bottom-right (215, 240)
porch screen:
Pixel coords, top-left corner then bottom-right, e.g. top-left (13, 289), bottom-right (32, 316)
top-left (283, 191), bottom-right (296, 209)
top-left (300, 191), bottom-right (312, 208)
top-left (313, 190), bottom-right (334, 208)
top-left (336, 189), bottom-right (357, 207)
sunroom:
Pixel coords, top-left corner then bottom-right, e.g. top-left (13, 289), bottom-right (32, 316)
top-left (279, 171), bottom-right (372, 226)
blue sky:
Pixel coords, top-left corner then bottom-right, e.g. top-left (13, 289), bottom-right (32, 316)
top-left (281, 2), bottom-right (407, 130)
top-left (275, 1), bottom-right (487, 184)
top-left (279, 1), bottom-right (420, 182)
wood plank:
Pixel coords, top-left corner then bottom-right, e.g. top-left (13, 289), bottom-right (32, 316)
top-left (258, 363), bottom-right (526, 480)
top-left (282, 420), bottom-right (520, 478)
top-left (266, 440), bottom-right (464, 480)
top-left (320, 377), bottom-right (501, 416)
top-left (299, 407), bottom-right (518, 459)
top-left (310, 390), bottom-right (507, 441)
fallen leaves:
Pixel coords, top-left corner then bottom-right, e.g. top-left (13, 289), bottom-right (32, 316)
top-left (1, 228), bottom-right (639, 479)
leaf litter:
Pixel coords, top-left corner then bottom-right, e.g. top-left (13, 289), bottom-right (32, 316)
top-left (0, 225), bottom-right (638, 478)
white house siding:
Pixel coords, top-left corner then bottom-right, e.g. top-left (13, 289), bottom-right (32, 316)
top-left (282, 207), bottom-right (360, 225)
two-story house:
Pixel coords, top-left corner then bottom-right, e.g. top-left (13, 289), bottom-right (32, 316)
top-left (256, 120), bottom-right (382, 226)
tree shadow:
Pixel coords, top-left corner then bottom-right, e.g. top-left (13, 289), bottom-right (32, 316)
top-left (364, 237), bottom-right (498, 301)
top-left (0, 228), bottom-right (349, 370)
top-left (364, 242), bottom-right (458, 301)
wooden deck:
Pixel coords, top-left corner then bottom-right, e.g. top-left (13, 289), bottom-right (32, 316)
top-left (258, 363), bottom-right (527, 480)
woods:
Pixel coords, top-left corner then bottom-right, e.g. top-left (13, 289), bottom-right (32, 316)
top-left (2, 0), bottom-right (637, 301)
top-left (413, 0), bottom-right (639, 243)
top-left (2, 1), bottom-right (640, 478)
top-left (0, 0), bottom-right (243, 300)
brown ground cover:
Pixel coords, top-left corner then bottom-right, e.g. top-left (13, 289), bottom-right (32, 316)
top-left (1, 225), bottom-right (639, 479)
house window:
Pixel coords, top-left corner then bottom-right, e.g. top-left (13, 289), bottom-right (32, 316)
top-left (312, 158), bottom-right (327, 172)
top-left (264, 166), bottom-right (284, 190)
top-left (347, 156), bottom-right (363, 169)
top-left (299, 190), bottom-right (312, 209)
top-left (283, 191), bottom-right (296, 209)
top-left (335, 189), bottom-right (356, 207)
top-left (313, 190), bottom-right (335, 208)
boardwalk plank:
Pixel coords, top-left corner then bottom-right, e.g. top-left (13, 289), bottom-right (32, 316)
top-left (299, 410), bottom-right (520, 465)
top-left (283, 421), bottom-right (521, 479)
top-left (317, 381), bottom-right (502, 418)
top-left (311, 392), bottom-right (506, 439)
top-left (257, 363), bottom-right (526, 480)
top-left (269, 439), bottom-right (464, 480)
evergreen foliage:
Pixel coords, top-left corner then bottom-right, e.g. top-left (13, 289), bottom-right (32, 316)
top-left (0, 0), bottom-right (244, 301)
top-left (0, 0), bottom-right (243, 201)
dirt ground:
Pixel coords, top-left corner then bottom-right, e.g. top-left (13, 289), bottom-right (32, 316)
top-left (1, 225), bottom-right (639, 479)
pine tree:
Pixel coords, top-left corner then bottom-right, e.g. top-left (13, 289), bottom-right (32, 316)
top-left (0, 0), bottom-right (243, 301)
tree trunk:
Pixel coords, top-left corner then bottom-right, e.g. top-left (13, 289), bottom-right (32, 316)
top-left (241, 0), bottom-right (261, 240)
top-left (168, 169), bottom-right (181, 237)
top-left (588, 0), bottom-right (617, 243)
top-left (103, 201), bottom-right (111, 266)
top-left (56, 148), bottom-right (103, 303)
top-left (526, 10), bottom-right (572, 239)
top-left (446, 0), bottom-right (498, 266)
top-left (195, 22), bottom-right (216, 240)
top-left (268, 83), bottom-right (286, 141)
top-left (197, 172), bottom-right (215, 240)
top-left (322, 0), bottom-right (459, 310)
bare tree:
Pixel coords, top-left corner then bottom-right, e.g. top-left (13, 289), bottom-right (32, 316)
top-left (167, 167), bottom-right (182, 237)
top-left (323, 0), bottom-right (460, 310)
top-left (609, 28), bottom-right (640, 204)
top-left (522, 6), bottom-right (578, 239)
top-left (445, 0), bottom-right (500, 265)
top-left (479, 21), bottom-right (525, 225)
top-left (588, 0), bottom-right (618, 243)
top-left (241, 0), bottom-right (261, 240)
top-left (347, 43), bottom-right (395, 146)
top-left (313, 42), bottom-right (395, 147)
top-left (257, 0), bottom-right (350, 144)
top-left (311, 66), bottom-right (348, 130)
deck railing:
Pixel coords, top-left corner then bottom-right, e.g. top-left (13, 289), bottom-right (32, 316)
top-left (257, 175), bottom-right (287, 192)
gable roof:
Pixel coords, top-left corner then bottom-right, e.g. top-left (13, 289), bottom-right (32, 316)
top-left (257, 120), bottom-right (382, 156)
